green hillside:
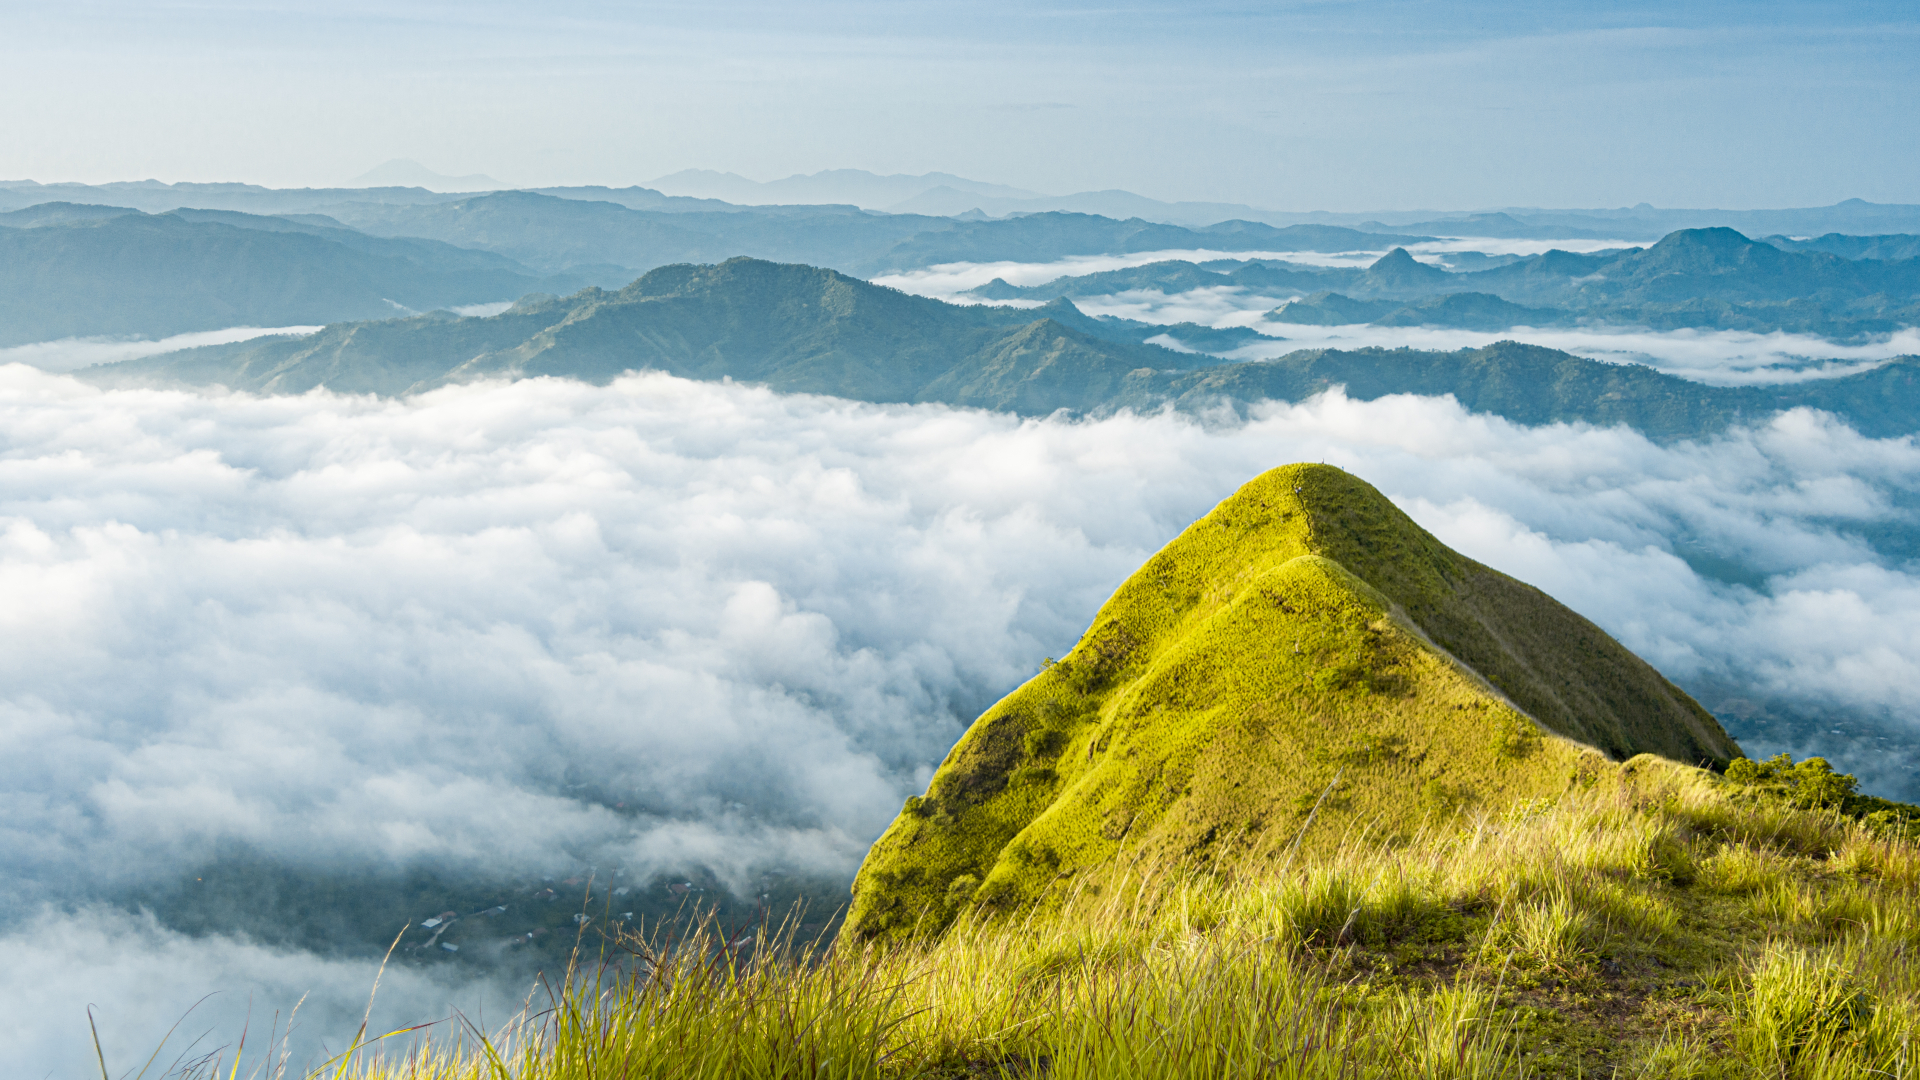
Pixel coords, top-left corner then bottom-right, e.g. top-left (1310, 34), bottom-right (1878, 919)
top-left (848, 464), bottom-right (1737, 942)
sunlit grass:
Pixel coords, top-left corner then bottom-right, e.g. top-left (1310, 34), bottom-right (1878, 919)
top-left (127, 755), bottom-right (1920, 1080)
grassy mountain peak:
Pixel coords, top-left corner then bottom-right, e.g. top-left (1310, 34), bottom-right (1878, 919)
top-left (849, 463), bottom-right (1737, 942)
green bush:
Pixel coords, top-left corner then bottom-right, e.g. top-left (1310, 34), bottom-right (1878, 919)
top-left (1726, 753), bottom-right (1858, 810)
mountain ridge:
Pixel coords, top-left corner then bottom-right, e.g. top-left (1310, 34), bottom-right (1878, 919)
top-left (977, 228), bottom-right (1920, 336)
top-left (83, 257), bottom-right (1920, 440)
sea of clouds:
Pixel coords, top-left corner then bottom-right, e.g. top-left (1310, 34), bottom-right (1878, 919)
top-left (3, 363), bottom-right (1917, 1075)
top-left (874, 248), bottom-right (1920, 386)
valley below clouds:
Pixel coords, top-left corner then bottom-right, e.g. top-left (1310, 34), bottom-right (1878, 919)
top-left (3, 363), bottom-right (1917, 1074)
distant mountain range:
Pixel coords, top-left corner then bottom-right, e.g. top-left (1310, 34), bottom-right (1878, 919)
top-left (7, 172), bottom-right (1920, 239)
top-left (0, 205), bottom-right (582, 345)
top-left (85, 258), bottom-right (1920, 443)
top-left (317, 191), bottom-right (947, 278)
top-left (644, 169), bottom-right (1305, 230)
top-left (863, 217), bottom-right (1433, 274)
top-left (265, 197), bottom-right (1446, 280)
top-left (642, 171), bottom-right (1920, 239)
top-left (1, 193), bottom-right (1476, 343)
top-left (978, 229), bottom-right (1920, 337)
top-left (10, 177), bottom-right (1918, 347)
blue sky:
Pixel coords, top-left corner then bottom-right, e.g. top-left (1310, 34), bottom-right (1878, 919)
top-left (4, 1), bottom-right (1915, 209)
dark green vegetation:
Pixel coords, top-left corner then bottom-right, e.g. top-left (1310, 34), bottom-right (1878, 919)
top-left (1724, 754), bottom-right (1920, 838)
top-left (91, 257), bottom-right (1920, 442)
top-left (977, 229), bottom-right (1920, 337)
top-left (848, 464), bottom-right (1738, 943)
top-left (0, 207), bottom-right (584, 345)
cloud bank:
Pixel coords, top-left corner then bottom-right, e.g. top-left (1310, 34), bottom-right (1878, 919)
top-left (2, 364), bottom-right (1917, 1075)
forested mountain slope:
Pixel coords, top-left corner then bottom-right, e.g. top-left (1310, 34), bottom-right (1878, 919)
top-left (88, 258), bottom-right (1920, 440)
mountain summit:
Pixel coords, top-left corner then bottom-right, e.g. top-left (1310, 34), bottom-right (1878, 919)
top-left (848, 464), bottom-right (1737, 941)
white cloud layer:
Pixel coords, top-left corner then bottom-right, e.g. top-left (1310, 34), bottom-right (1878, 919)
top-left (1, 364), bottom-right (1917, 1076)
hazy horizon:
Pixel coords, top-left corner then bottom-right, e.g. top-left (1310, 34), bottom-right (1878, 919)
top-left (6, 163), bottom-right (1918, 217)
